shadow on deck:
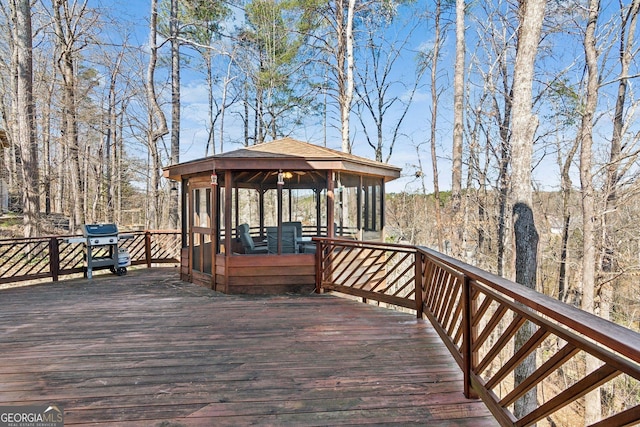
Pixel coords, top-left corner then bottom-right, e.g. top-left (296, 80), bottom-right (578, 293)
top-left (0, 268), bottom-right (496, 426)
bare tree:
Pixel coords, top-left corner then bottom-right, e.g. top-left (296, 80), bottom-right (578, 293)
top-left (10, 0), bottom-right (39, 237)
top-left (312, 0), bottom-right (362, 153)
top-left (578, 0), bottom-right (602, 422)
top-left (104, 47), bottom-right (125, 223)
top-left (354, 7), bottom-right (425, 163)
top-left (450, 0), bottom-right (465, 256)
top-left (168, 0), bottom-right (180, 229)
top-left (426, 0), bottom-right (448, 253)
top-left (146, 0), bottom-right (169, 229)
top-left (322, 0), bottom-right (357, 152)
top-left (600, 0), bottom-right (640, 321)
top-left (509, 0), bottom-right (546, 419)
top-left (468, 0), bottom-right (516, 277)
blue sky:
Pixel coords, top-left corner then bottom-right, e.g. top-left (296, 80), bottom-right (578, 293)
top-left (89, 0), bottom-right (453, 193)
top-left (90, 0), bottom-right (637, 195)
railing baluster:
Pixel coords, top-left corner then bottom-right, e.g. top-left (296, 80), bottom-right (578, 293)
top-left (516, 365), bottom-right (620, 427)
top-left (497, 340), bottom-right (576, 404)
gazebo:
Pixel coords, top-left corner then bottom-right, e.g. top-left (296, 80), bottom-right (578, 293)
top-left (163, 138), bottom-right (401, 294)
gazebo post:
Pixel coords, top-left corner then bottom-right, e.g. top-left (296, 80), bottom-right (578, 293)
top-left (211, 173), bottom-right (218, 290)
top-left (258, 188), bottom-right (264, 239)
top-left (234, 186), bottom-right (239, 232)
top-left (315, 188), bottom-right (321, 237)
top-left (380, 177), bottom-right (386, 240)
top-left (277, 170), bottom-right (284, 254)
top-left (357, 175), bottom-right (363, 240)
top-left (224, 170), bottom-right (233, 293)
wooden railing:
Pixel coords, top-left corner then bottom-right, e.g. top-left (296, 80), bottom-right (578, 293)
top-left (0, 230), bottom-right (180, 285)
top-left (315, 237), bottom-right (640, 427)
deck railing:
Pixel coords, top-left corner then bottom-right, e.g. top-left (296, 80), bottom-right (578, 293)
top-left (0, 230), bottom-right (180, 285)
top-left (315, 237), bottom-right (640, 427)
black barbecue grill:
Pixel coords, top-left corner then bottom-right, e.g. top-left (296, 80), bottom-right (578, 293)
top-left (64, 223), bottom-right (130, 279)
top-left (82, 223), bottom-right (119, 279)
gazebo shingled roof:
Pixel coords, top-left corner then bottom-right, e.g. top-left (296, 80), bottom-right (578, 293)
top-left (163, 137), bottom-right (402, 182)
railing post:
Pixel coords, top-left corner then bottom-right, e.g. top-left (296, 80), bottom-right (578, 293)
top-left (145, 231), bottom-right (152, 268)
top-left (462, 273), bottom-right (478, 398)
top-left (415, 251), bottom-right (423, 319)
top-left (315, 240), bottom-right (322, 294)
top-left (49, 237), bottom-right (60, 282)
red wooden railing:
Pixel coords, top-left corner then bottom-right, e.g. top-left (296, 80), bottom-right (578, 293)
top-left (315, 237), bottom-right (640, 427)
top-left (0, 230), bottom-right (180, 285)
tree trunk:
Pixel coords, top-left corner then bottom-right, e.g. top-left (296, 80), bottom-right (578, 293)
top-left (146, 0), bottom-right (169, 229)
top-left (580, 0), bottom-right (602, 423)
top-left (244, 83), bottom-right (250, 147)
top-left (510, 0), bottom-right (546, 420)
top-left (430, 0), bottom-right (444, 253)
top-left (13, 0), bottom-right (40, 237)
top-left (219, 61), bottom-right (235, 154)
top-left (205, 50), bottom-right (215, 155)
top-left (495, 50), bottom-right (514, 278)
top-left (168, 0), bottom-right (180, 230)
top-left (42, 77), bottom-right (55, 216)
top-left (106, 50), bottom-right (123, 223)
top-left (450, 0), bottom-right (465, 256)
top-left (497, 131), bottom-right (510, 277)
top-left (558, 136), bottom-right (579, 303)
top-left (116, 109), bottom-right (125, 224)
top-left (340, 0), bottom-right (356, 153)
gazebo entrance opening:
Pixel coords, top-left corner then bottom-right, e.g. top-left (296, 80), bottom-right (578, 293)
top-left (230, 169), bottom-right (328, 252)
top-left (209, 171), bottom-right (384, 257)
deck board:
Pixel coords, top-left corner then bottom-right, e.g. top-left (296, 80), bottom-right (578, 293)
top-left (0, 268), bottom-right (497, 426)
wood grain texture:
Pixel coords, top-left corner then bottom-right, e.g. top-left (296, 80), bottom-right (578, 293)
top-left (0, 268), bottom-right (496, 426)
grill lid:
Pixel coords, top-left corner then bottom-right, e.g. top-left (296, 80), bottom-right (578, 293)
top-left (82, 223), bottom-right (119, 237)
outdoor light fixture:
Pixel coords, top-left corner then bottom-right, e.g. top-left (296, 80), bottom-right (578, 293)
top-left (211, 158), bottom-right (218, 186)
top-left (277, 170), bottom-right (293, 185)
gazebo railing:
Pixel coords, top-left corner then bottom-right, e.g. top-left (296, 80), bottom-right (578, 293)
top-left (315, 237), bottom-right (640, 427)
top-left (0, 230), bottom-right (180, 285)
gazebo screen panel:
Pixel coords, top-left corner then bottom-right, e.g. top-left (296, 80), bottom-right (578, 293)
top-left (363, 176), bottom-right (383, 241)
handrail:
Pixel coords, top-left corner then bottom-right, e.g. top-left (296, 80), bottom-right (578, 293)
top-left (0, 230), bottom-right (180, 285)
top-left (315, 237), bottom-right (640, 427)
top-left (417, 246), bottom-right (640, 364)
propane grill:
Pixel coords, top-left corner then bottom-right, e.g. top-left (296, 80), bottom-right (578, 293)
top-left (66, 223), bottom-right (130, 279)
top-left (82, 223), bottom-right (119, 279)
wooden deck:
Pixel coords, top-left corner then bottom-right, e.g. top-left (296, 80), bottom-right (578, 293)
top-left (0, 268), bottom-right (497, 426)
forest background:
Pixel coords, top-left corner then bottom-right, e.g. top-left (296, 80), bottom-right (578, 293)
top-left (2, 0), bottom-right (640, 348)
